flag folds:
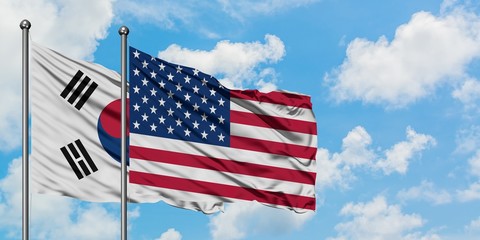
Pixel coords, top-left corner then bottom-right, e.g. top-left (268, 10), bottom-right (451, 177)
top-left (129, 47), bottom-right (317, 213)
top-left (31, 42), bottom-right (139, 202)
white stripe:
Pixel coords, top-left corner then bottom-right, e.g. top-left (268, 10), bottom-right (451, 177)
top-left (130, 184), bottom-right (312, 213)
top-left (129, 183), bottom-right (225, 213)
top-left (130, 158), bottom-right (315, 197)
top-left (130, 133), bottom-right (316, 173)
top-left (231, 123), bottom-right (317, 147)
top-left (230, 98), bottom-right (316, 122)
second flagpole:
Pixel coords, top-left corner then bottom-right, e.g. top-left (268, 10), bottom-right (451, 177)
top-left (119, 26), bottom-right (129, 240)
top-left (20, 19), bottom-right (31, 240)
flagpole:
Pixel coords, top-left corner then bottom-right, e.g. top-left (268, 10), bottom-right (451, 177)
top-left (20, 19), bottom-right (31, 240)
top-left (119, 25), bottom-right (129, 240)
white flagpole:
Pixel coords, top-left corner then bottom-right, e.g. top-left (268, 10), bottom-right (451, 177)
top-left (119, 25), bottom-right (129, 240)
top-left (20, 19), bottom-right (31, 240)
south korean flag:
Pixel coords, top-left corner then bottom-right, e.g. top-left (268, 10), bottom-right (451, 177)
top-left (31, 42), bottom-right (139, 202)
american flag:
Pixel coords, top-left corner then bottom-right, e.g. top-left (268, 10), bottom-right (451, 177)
top-left (128, 47), bottom-right (317, 213)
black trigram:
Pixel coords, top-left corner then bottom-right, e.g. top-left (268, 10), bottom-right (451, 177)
top-left (60, 70), bottom-right (98, 110)
top-left (60, 139), bottom-right (98, 180)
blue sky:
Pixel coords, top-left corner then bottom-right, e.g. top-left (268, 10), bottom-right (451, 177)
top-left (2, 0), bottom-right (480, 239)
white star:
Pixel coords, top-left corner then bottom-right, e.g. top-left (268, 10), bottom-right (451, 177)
top-left (158, 98), bottom-right (166, 106)
top-left (209, 123), bottom-right (217, 132)
top-left (209, 88), bottom-right (216, 96)
top-left (133, 85), bottom-right (140, 93)
top-left (150, 106), bottom-right (157, 114)
top-left (192, 85), bottom-right (200, 94)
top-left (176, 65), bottom-right (183, 73)
top-left (218, 115), bottom-right (225, 124)
top-left (175, 101), bottom-right (183, 109)
top-left (167, 125), bottom-right (174, 134)
top-left (167, 108), bottom-right (174, 116)
top-left (150, 123), bottom-right (157, 132)
top-left (133, 103), bottom-right (140, 111)
top-left (133, 50), bottom-right (140, 58)
top-left (159, 80), bottom-right (166, 88)
top-left (133, 121), bottom-right (140, 129)
top-left (175, 118), bottom-right (183, 126)
top-left (142, 60), bottom-right (148, 68)
top-left (209, 105), bottom-right (217, 114)
top-left (167, 90), bottom-right (174, 98)
top-left (150, 70), bottom-right (157, 79)
top-left (175, 83), bottom-right (182, 91)
top-left (142, 78), bottom-right (149, 86)
top-left (184, 110), bottom-right (191, 119)
top-left (192, 121), bottom-right (200, 129)
top-left (184, 93), bottom-right (191, 101)
top-left (133, 68), bottom-right (140, 76)
top-left (192, 103), bottom-right (200, 111)
top-left (184, 75), bottom-right (191, 83)
top-left (201, 95), bottom-right (208, 104)
top-left (201, 78), bottom-right (208, 86)
top-left (201, 131), bottom-right (208, 139)
top-left (159, 116), bottom-right (166, 124)
top-left (218, 98), bottom-right (225, 106)
top-left (159, 63), bottom-right (166, 71)
top-left (141, 113), bottom-right (149, 121)
top-left (184, 128), bottom-right (191, 137)
top-left (218, 133), bottom-right (225, 142)
top-left (142, 95), bottom-right (149, 104)
top-left (193, 69), bottom-right (199, 76)
top-left (167, 73), bottom-right (174, 81)
top-left (150, 88), bottom-right (157, 96)
top-left (201, 113), bottom-right (208, 121)
top-left (150, 56), bottom-right (156, 61)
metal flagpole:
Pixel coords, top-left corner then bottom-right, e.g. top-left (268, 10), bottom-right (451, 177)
top-left (20, 19), bottom-right (31, 240)
top-left (119, 25), bottom-right (129, 240)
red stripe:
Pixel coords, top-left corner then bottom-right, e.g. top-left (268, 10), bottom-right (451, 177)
top-left (130, 146), bottom-right (316, 184)
top-left (230, 90), bottom-right (312, 109)
top-left (230, 110), bottom-right (317, 135)
top-left (230, 136), bottom-right (317, 160)
top-left (130, 171), bottom-right (316, 210)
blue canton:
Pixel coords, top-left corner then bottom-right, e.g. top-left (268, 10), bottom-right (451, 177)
top-left (129, 47), bottom-right (230, 147)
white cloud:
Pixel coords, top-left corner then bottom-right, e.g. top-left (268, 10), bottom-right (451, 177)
top-left (209, 201), bottom-right (314, 240)
top-left (115, 0), bottom-right (194, 30)
top-left (468, 150), bottom-right (480, 177)
top-left (116, 0), bottom-right (318, 38)
top-left (455, 125), bottom-right (480, 154)
top-left (217, 0), bottom-right (319, 21)
top-left (158, 34), bottom-right (285, 91)
top-left (397, 180), bottom-right (452, 205)
top-left (316, 148), bottom-right (354, 190)
top-left (465, 216), bottom-right (480, 233)
top-left (316, 126), bottom-right (375, 190)
top-left (328, 196), bottom-right (429, 240)
top-left (452, 78), bottom-right (480, 111)
top-left (326, 8), bottom-right (480, 108)
top-left (456, 149), bottom-right (480, 202)
top-left (155, 228), bottom-right (182, 240)
top-left (0, 0), bottom-right (114, 151)
top-left (340, 126), bottom-right (376, 167)
top-left (375, 127), bottom-right (436, 175)
top-left (457, 182), bottom-right (480, 202)
top-left (128, 206), bottom-right (140, 219)
top-left (316, 126), bottom-right (435, 190)
top-left (0, 158), bottom-right (120, 239)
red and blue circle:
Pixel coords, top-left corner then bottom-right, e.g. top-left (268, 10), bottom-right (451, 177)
top-left (97, 99), bottom-right (129, 165)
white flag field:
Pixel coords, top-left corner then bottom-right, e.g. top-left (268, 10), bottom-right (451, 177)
top-left (31, 42), bottom-right (130, 202)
